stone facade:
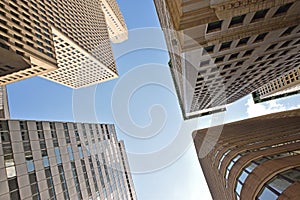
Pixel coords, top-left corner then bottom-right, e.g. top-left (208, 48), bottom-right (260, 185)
top-left (154, 0), bottom-right (300, 118)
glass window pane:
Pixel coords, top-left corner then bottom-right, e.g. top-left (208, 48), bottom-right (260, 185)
top-left (233, 154), bottom-right (242, 162)
top-left (281, 169), bottom-right (300, 182)
top-left (235, 181), bottom-right (243, 195)
top-left (54, 147), bottom-right (62, 164)
top-left (239, 170), bottom-right (249, 183)
top-left (10, 190), bottom-right (20, 200)
top-left (269, 176), bottom-right (292, 193)
top-left (256, 157), bottom-right (269, 164)
top-left (26, 160), bottom-right (35, 172)
top-left (43, 156), bottom-right (49, 167)
top-left (32, 194), bottom-right (40, 200)
top-left (31, 183), bottom-right (39, 194)
top-left (228, 161), bottom-right (234, 170)
top-left (1, 132), bottom-right (10, 142)
top-left (29, 173), bottom-right (37, 184)
top-left (6, 166), bottom-right (16, 178)
top-left (258, 187), bottom-right (278, 200)
top-left (78, 146), bottom-right (83, 159)
top-left (68, 146), bottom-right (74, 161)
top-left (246, 162), bottom-right (258, 173)
top-left (4, 158), bottom-right (15, 167)
top-left (8, 178), bottom-right (18, 191)
top-left (225, 169), bottom-right (230, 180)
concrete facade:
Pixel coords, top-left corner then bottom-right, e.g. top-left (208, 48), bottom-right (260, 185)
top-left (0, 120), bottom-right (137, 200)
top-left (0, 85), bottom-right (10, 119)
top-left (0, 0), bottom-right (127, 88)
top-left (154, 0), bottom-right (300, 118)
top-left (252, 66), bottom-right (300, 103)
top-left (256, 66), bottom-right (300, 98)
top-left (193, 109), bottom-right (300, 200)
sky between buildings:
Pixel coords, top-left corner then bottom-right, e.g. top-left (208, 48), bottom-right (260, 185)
top-left (6, 0), bottom-right (300, 199)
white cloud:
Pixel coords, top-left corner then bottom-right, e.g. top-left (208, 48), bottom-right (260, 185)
top-left (245, 97), bottom-right (300, 118)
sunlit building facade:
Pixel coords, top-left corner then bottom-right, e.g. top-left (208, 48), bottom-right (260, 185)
top-left (252, 66), bottom-right (300, 103)
top-left (0, 120), bottom-right (136, 200)
top-left (154, 0), bottom-right (300, 119)
top-left (193, 109), bottom-right (300, 200)
top-left (0, 86), bottom-right (10, 119)
top-left (101, 0), bottom-right (128, 43)
top-left (0, 0), bottom-right (127, 88)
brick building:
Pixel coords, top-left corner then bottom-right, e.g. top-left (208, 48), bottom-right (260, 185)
top-left (193, 109), bottom-right (300, 200)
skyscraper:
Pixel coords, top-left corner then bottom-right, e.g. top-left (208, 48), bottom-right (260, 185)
top-left (154, 0), bottom-right (300, 119)
top-left (0, 0), bottom-right (127, 88)
top-left (0, 120), bottom-right (137, 200)
top-left (252, 66), bottom-right (300, 103)
top-left (0, 85), bottom-right (10, 119)
top-left (193, 109), bottom-right (300, 200)
top-left (101, 0), bottom-right (128, 43)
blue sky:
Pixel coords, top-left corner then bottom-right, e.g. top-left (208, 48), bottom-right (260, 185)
top-left (7, 0), bottom-right (300, 199)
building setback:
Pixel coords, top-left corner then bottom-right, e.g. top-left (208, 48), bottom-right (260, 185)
top-left (193, 109), bottom-right (300, 200)
top-left (0, 0), bottom-right (127, 88)
top-left (154, 0), bottom-right (300, 119)
top-left (0, 120), bottom-right (137, 200)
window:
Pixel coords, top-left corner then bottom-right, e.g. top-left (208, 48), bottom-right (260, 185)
top-left (26, 159), bottom-right (34, 172)
top-left (54, 147), bottom-right (62, 164)
top-left (220, 41), bottom-right (232, 51)
top-left (215, 56), bottom-right (225, 63)
top-left (237, 37), bottom-right (250, 46)
top-left (42, 150), bottom-right (49, 167)
top-left (266, 44), bottom-right (277, 51)
top-left (281, 26), bottom-right (296, 36)
top-left (229, 15), bottom-right (246, 27)
top-left (252, 9), bottom-right (269, 21)
top-left (273, 3), bottom-right (293, 16)
top-left (268, 176), bottom-right (291, 193)
top-left (236, 61), bottom-right (244, 66)
top-left (200, 60), bottom-right (210, 67)
top-left (229, 53), bottom-right (239, 60)
top-left (10, 190), bottom-right (20, 200)
top-left (254, 33), bottom-right (268, 43)
top-left (257, 167), bottom-right (300, 200)
top-left (78, 145), bottom-right (83, 159)
top-left (218, 149), bottom-right (232, 170)
top-left (258, 187), bottom-right (278, 200)
top-left (203, 45), bottom-right (214, 54)
top-left (68, 145), bottom-right (74, 161)
top-left (19, 121), bottom-right (27, 130)
top-left (279, 40), bottom-right (292, 48)
top-left (8, 178), bottom-right (18, 191)
top-left (5, 158), bottom-right (16, 178)
top-left (255, 56), bottom-right (264, 62)
top-left (207, 20), bottom-right (223, 33)
top-left (235, 149), bottom-right (300, 200)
